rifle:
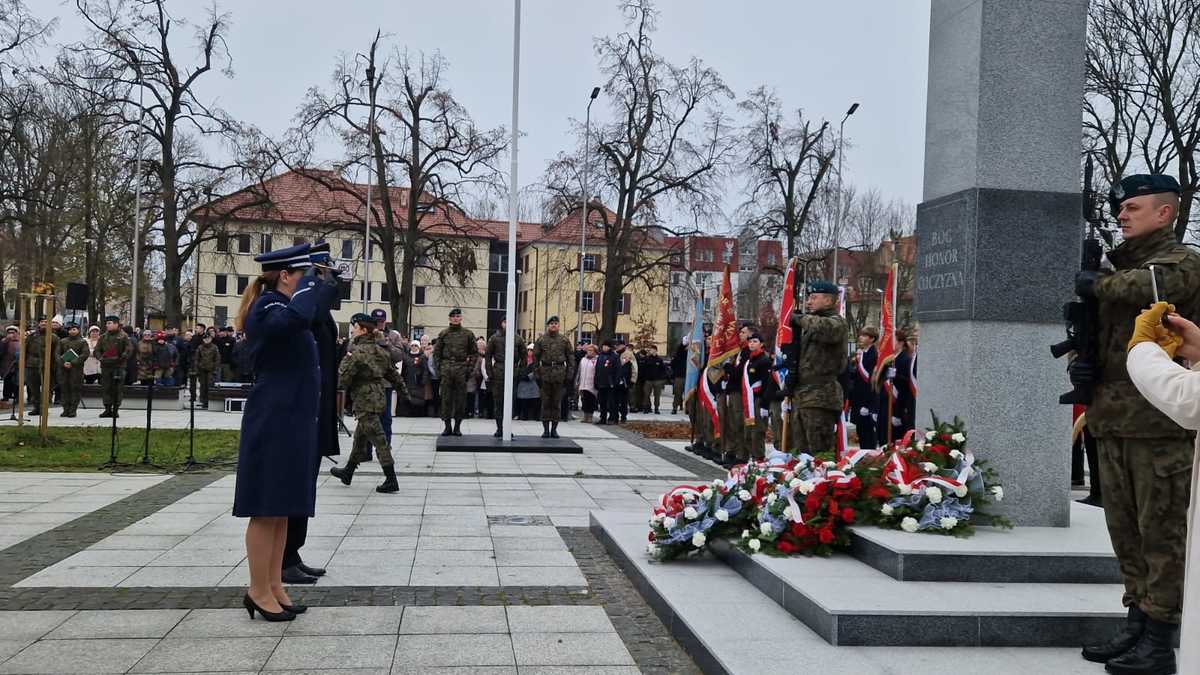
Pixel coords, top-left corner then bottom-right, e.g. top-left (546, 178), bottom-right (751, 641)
top-left (1050, 157), bottom-right (1113, 405)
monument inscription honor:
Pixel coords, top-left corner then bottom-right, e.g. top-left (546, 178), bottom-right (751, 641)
top-left (915, 193), bottom-right (973, 319)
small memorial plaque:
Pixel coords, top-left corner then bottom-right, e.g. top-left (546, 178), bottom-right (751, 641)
top-left (915, 193), bottom-right (975, 321)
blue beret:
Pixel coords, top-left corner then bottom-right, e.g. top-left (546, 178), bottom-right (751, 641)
top-left (255, 242), bottom-right (312, 271)
top-left (807, 280), bottom-right (839, 296)
top-left (1109, 174), bottom-right (1181, 215)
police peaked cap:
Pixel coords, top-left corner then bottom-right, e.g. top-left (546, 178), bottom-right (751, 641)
top-left (1109, 174), bottom-right (1181, 215)
top-left (351, 313), bottom-right (375, 326)
top-left (807, 280), bottom-right (839, 296)
top-left (309, 240), bottom-right (332, 266)
top-left (255, 242), bottom-right (312, 271)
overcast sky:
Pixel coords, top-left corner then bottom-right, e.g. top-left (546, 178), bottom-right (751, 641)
top-left (44, 0), bottom-right (932, 224)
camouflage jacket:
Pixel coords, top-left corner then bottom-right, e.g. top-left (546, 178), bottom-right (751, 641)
top-left (338, 334), bottom-right (406, 415)
top-left (93, 330), bottom-right (133, 367)
top-left (788, 309), bottom-right (849, 410)
top-left (135, 341), bottom-right (157, 379)
top-left (193, 343), bottom-right (221, 372)
top-left (1092, 225), bottom-right (1200, 439)
top-left (533, 332), bottom-right (574, 385)
top-left (57, 336), bottom-right (88, 368)
top-left (434, 325), bottom-right (478, 375)
top-left (23, 330), bottom-right (58, 368)
top-left (484, 329), bottom-right (522, 381)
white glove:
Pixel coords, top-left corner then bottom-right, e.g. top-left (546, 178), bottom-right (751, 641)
top-left (886, 367), bottom-right (897, 379)
top-left (859, 407), bottom-right (870, 417)
top-left (892, 417), bottom-right (902, 427)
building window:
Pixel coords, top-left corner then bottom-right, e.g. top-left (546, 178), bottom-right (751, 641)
top-left (213, 306), bottom-right (228, 328)
top-left (370, 241), bottom-right (380, 261)
top-left (767, 252), bottom-right (777, 266)
top-left (380, 283), bottom-right (391, 303)
top-left (341, 239), bottom-right (354, 260)
top-left (489, 252), bottom-right (508, 272)
top-left (671, 272), bottom-right (683, 285)
top-left (698, 249), bottom-right (714, 263)
top-left (488, 290), bottom-right (505, 310)
top-left (518, 290), bottom-right (527, 313)
top-left (582, 254), bottom-right (597, 272)
top-left (722, 247), bottom-right (733, 263)
top-left (578, 291), bottom-right (595, 313)
top-left (411, 325), bottom-right (425, 340)
top-left (617, 293), bottom-right (631, 315)
top-left (615, 332), bottom-right (629, 345)
top-left (837, 266), bottom-right (849, 281)
top-left (214, 274), bottom-right (228, 295)
top-left (581, 331), bottom-right (594, 345)
top-left (522, 254), bottom-right (530, 272)
top-left (338, 279), bottom-right (352, 301)
top-left (703, 297), bottom-right (714, 314)
top-left (361, 281), bottom-right (370, 301)
top-left (414, 286), bottom-right (427, 306)
top-left (237, 234), bottom-right (251, 254)
top-left (236, 276), bottom-right (249, 294)
top-left (216, 233), bottom-right (229, 253)
top-left (261, 234), bottom-right (273, 253)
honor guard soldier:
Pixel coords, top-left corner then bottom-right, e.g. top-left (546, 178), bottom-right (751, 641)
top-left (719, 323), bottom-right (754, 464)
top-left (740, 332), bottom-right (776, 460)
top-left (433, 308), bottom-right (477, 436)
top-left (843, 327), bottom-right (880, 450)
top-left (485, 317), bottom-right (522, 437)
top-left (94, 315), bottom-right (132, 417)
top-left (533, 316), bottom-right (574, 438)
top-left (330, 313), bottom-right (408, 493)
top-left (192, 333), bottom-right (221, 408)
top-left (56, 323), bottom-right (87, 417)
top-left (1075, 174), bottom-right (1200, 674)
top-left (784, 281), bottom-right (849, 456)
top-left (24, 317), bottom-right (58, 416)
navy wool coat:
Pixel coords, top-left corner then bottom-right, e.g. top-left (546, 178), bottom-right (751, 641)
top-left (233, 281), bottom-right (335, 517)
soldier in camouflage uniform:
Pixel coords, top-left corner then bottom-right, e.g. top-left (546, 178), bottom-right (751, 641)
top-left (56, 323), bottom-right (87, 417)
top-left (433, 307), bottom-right (477, 436)
top-left (94, 315), bottom-right (133, 417)
top-left (484, 318), bottom-right (522, 437)
top-left (24, 318), bottom-right (59, 416)
top-left (533, 316), bottom-right (574, 438)
top-left (1075, 175), bottom-right (1200, 673)
top-left (192, 333), bottom-right (221, 408)
top-left (784, 281), bottom-right (849, 456)
top-left (330, 313), bottom-right (408, 494)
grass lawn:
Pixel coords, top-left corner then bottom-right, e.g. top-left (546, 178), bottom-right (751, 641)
top-left (0, 425), bottom-right (240, 472)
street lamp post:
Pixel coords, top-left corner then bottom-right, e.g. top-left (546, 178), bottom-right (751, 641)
top-left (830, 102), bottom-right (859, 285)
top-left (362, 63), bottom-right (377, 313)
top-left (501, 0), bottom-right (522, 442)
top-left (578, 86), bottom-right (600, 345)
top-left (129, 59), bottom-right (146, 328)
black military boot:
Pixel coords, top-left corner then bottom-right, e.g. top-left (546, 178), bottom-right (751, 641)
top-left (98, 407), bottom-right (112, 418)
top-left (1082, 606), bottom-right (1146, 663)
top-left (541, 421), bottom-right (551, 438)
top-left (330, 461), bottom-right (358, 486)
top-left (376, 465), bottom-right (399, 494)
top-left (452, 418), bottom-right (463, 436)
top-left (550, 421), bottom-right (560, 439)
top-left (441, 418), bottom-right (453, 436)
top-left (1103, 616), bottom-right (1177, 674)
top-left (494, 418), bottom-right (503, 438)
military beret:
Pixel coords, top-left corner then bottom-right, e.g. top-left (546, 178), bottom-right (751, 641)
top-left (371, 309), bottom-right (387, 321)
top-left (104, 315), bottom-right (120, 323)
top-left (350, 312), bottom-right (375, 326)
top-left (807, 280), bottom-right (839, 296)
top-left (448, 307), bottom-right (462, 317)
top-left (254, 242), bottom-right (312, 271)
top-left (66, 322), bottom-right (78, 329)
top-left (546, 315), bottom-right (560, 325)
top-left (36, 316), bottom-right (46, 321)
top-left (1109, 174), bottom-right (1181, 215)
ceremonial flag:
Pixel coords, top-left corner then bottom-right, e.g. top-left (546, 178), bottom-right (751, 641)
top-left (682, 298), bottom-right (705, 403)
top-left (703, 265), bottom-right (739, 437)
top-left (835, 279), bottom-right (849, 459)
top-left (874, 262), bottom-right (899, 402)
top-left (773, 259), bottom-right (797, 396)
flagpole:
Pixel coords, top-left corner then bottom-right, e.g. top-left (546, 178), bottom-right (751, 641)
top-left (501, 0), bottom-right (521, 442)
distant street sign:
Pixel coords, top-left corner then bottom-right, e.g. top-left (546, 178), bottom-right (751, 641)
top-left (336, 261), bottom-right (353, 280)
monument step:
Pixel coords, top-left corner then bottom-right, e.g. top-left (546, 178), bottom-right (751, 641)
top-left (435, 434), bottom-right (583, 453)
top-left (847, 501), bottom-right (1120, 583)
top-left (590, 510), bottom-right (1126, 650)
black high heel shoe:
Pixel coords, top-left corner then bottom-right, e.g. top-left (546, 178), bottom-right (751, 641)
top-left (280, 602), bottom-right (307, 614)
top-left (243, 594), bottom-right (296, 622)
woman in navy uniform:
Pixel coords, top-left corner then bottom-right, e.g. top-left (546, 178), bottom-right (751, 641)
top-left (233, 243), bottom-right (337, 622)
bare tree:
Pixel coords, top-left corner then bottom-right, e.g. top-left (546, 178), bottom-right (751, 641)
top-left (294, 31), bottom-right (506, 335)
top-left (736, 85), bottom-right (836, 262)
top-left (542, 0), bottom-right (734, 342)
top-left (1085, 0), bottom-right (1200, 241)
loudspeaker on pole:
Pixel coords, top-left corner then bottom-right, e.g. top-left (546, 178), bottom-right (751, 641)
top-left (65, 283), bottom-right (89, 310)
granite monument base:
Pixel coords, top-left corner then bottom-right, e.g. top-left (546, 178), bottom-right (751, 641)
top-left (435, 434), bottom-right (582, 454)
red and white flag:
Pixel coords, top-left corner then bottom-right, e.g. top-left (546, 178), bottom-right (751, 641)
top-left (703, 265), bottom-right (739, 438)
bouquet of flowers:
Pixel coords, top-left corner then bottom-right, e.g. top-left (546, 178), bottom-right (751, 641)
top-left (871, 416), bottom-right (1011, 536)
top-left (647, 479), bottom-right (747, 561)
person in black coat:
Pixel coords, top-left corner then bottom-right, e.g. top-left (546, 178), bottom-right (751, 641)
top-left (594, 341), bottom-right (620, 424)
top-left (281, 242), bottom-right (342, 585)
top-left (892, 328), bottom-right (918, 440)
top-left (234, 243), bottom-right (337, 622)
top-left (844, 327), bottom-right (879, 450)
top-left (670, 341), bottom-right (688, 414)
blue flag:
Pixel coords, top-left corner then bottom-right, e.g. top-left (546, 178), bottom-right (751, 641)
top-left (683, 297), bottom-right (705, 402)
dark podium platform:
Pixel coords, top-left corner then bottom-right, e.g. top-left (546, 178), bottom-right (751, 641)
top-left (435, 435), bottom-right (582, 454)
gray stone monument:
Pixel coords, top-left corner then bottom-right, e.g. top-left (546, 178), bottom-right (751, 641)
top-left (915, 0), bottom-right (1089, 526)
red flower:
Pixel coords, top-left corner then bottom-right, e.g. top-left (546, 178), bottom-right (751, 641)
top-left (818, 528), bottom-right (835, 544)
top-left (790, 522), bottom-right (810, 538)
top-left (841, 507), bottom-right (856, 524)
top-left (648, 532), bottom-right (656, 542)
top-left (777, 538), bottom-right (799, 554)
top-left (805, 493), bottom-right (821, 513)
top-left (930, 444), bottom-right (948, 455)
top-left (940, 433), bottom-right (951, 441)
top-left (868, 485), bottom-right (892, 500)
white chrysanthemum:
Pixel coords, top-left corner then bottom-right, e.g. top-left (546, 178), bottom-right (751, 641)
top-left (748, 538), bottom-right (762, 552)
top-left (782, 506), bottom-right (793, 520)
top-left (949, 449), bottom-right (963, 460)
top-left (683, 506), bottom-right (699, 520)
top-left (760, 522), bottom-right (773, 536)
top-left (899, 484), bottom-right (913, 496)
top-left (796, 480), bottom-right (815, 495)
top-left (823, 461), bottom-right (836, 469)
top-left (921, 462), bottom-right (938, 473)
top-left (692, 532), bottom-right (707, 547)
top-left (916, 440), bottom-right (926, 451)
top-left (925, 486), bottom-right (943, 504)
top-left (766, 493), bottom-right (778, 505)
top-left (712, 479), bottom-right (725, 488)
top-left (716, 509), bottom-right (729, 522)
top-left (663, 517), bottom-right (676, 529)
top-left (954, 484), bottom-right (969, 498)
top-left (741, 529), bottom-right (751, 539)
top-left (926, 431), bottom-right (936, 441)
top-left (901, 517), bottom-right (919, 533)
top-left (738, 489), bottom-right (752, 501)
top-left (939, 516), bottom-right (958, 530)
top-left (701, 488), bottom-right (713, 500)
top-left (951, 432), bottom-right (966, 443)
top-left (991, 486), bottom-right (1004, 502)
top-left (881, 504), bottom-right (894, 516)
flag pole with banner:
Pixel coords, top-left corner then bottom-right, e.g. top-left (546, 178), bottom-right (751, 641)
top-left (875, 259), bottom-right (899, 446)
top-left (835, 282), bottom-right (849, 460)
top-left (774, 258), bottom-right (797, 454)
top-left (704, 265), bottom-right (739, 438)
top-left (683, 297), bottom-right (706, 448)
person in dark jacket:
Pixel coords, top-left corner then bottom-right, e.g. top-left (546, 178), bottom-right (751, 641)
top-left (891, 327), bottom-right (918, 440)
top-left (280, 241), bottom-right (342, 586)
top-left (844, 327), bottom-right (879, 450)
top-left (594, 340), bottom-right (620, 424)
top-left (670, 340), bottom-right (688, 414)
top-left (233, 243), bottom-right (337, 622)
top-left (400, 342), bottom-right (428, 416)
top-left (642, 344), bottom-right (667, 414)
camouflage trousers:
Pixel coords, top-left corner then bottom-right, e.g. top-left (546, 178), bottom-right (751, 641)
top-left (59, 365), bottom-right (83, 414)
top-left (100, 366), bottom-right (124, 409)
top-left (1097, 436), bottom-right (1192, 624)
top-left (438, 366), bottom-right (468, 420)
top-left (720, 393), bottom-right (745, 459)
top-left (791, 406), bottom-right (839, 457)
top-left (540, 381), bottom-right (565, 421)
top-left (350, 412), bottom-right (394, 468)
top-left (742, 400), bottom-right (767, 461)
